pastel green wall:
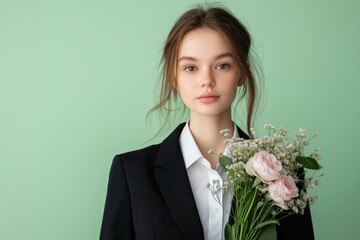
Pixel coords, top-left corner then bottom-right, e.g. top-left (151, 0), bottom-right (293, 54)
top-left (1, 0), bottom-right (359, 239)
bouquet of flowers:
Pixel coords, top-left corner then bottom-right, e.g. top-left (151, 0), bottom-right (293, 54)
top-left (208, 124), bottom-right (322, 240)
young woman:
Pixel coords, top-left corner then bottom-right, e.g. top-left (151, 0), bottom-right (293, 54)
top-left (100, 6), bottom-right (314, 240)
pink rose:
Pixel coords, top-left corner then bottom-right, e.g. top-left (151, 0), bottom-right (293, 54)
top-left (268, 176), bottom-right (299, 209)
top-left (245, 151), bottom-right (282, 182)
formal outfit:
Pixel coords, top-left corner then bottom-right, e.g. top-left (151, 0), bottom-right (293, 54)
top-left (100, 123), bottom-right (314, 240)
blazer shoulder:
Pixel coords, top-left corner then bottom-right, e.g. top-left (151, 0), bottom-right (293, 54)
top-left (113, 144), bottom-right (167, 172)
top-left (113, 144), bottom-right (161, 166)
top-left (114, 123), bottom-right (185, 165)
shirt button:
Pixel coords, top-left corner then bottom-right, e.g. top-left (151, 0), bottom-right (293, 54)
top-left (213, 208), bottom-right (219, 215)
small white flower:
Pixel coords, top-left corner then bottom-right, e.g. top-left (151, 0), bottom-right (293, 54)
top-left (310, 196), bottom-right (319, 204)
top-left (220, 129), bottom-right (230, 137)
top-left (250, 128), bottom-right (256, 136)
top-left (292, 206), bottom-right (299, 214)
top-left (264, 124), bottom-right (273, 130)
top-left (299, 128), bottom-right (307, 137)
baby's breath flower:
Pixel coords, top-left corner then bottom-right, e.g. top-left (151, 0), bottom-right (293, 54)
top-left (264, 124), bottom-right (273, 130)
top-left (309, 196), bottom-right (319, 204)
top-left (257, 184), bottom-right (268, 193)
top-left (299, 208), bottom-right (305, 215)
top-left (299, 128), bottom-right (307, 137)
top-left (220, 129), bottom-right (230, 137)
top-left (292, 206), bottom-right (299, 214)
top-left (250, 128), bottom-right (256, 136)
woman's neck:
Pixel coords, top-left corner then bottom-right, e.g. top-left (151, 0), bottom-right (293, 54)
top-left (188, 112), bottom-right (234, 169)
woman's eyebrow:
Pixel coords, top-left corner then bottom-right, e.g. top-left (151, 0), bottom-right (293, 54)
top-left (178, 52), bottom-right (233, 63)
top-left (214, 52), bottom-right (233, 60)
top-left (178, 56), bottom-right (197, 62)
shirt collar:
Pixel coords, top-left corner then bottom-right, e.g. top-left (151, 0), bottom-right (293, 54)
top-left (179, 121), bottom-right (202, 169)
top-left (179, 121), bottom-right (239, 169)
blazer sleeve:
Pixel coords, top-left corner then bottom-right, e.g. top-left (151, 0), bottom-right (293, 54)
top-left (276, 167), bottom-right (315, 240)
top-left (276, 204), bottom-right (314, 240)
top-left (100, 155), bottom-right (135, 240)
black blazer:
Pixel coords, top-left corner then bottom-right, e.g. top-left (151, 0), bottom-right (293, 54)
top-left (100, 123), bottom-right (314, 240)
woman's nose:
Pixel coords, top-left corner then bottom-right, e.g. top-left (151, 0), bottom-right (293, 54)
top-left (201, 69), bottom-right (215, 87)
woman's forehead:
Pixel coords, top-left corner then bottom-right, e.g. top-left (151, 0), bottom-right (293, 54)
top-left (178, 28), bottom-right (233, 61)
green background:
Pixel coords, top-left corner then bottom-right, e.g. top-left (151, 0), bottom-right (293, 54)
top-left (1, 0), bottom-right (359, 239)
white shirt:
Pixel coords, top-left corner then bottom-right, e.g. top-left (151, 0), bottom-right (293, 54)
top-left (179, 122), bottom-right (238, 240)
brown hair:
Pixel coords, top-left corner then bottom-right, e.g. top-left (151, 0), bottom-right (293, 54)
top-left (147, 5), bottom-right (261, 138)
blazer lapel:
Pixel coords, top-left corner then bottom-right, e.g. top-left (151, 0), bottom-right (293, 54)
top-left (154, 123), bottom-right (204, 240)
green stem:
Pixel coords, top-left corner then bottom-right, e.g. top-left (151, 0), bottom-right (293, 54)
top-left (243, 188), bottom-right (257, 222)
top-left (239, 223), bottom-right (244, 240)
top-left (238, 187), bottom-right (257, 240)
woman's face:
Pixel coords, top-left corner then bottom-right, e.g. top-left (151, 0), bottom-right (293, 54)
top-left (176, 27), bottom-right (241, 118)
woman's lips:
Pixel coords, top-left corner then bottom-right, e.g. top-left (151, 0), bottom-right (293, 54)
top-left (197, 93), bottom-right (220, 103)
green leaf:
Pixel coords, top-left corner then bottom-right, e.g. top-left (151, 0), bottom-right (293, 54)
top-left (254, 219), bottom-right (280, 230)
top-left (259, 224), bottom-right (277, 240)
top-left (256, 201), bottom-right (264, 209)
top-left (224, 223), bottom-right (234, 240)
top-left (296, 156), bottom-right (321, 170)
top-left (252, 177), bottom-right (262, 188)
top-left (220, 155), bottom-right (233, 167)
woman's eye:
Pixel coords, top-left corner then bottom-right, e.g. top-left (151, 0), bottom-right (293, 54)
top-left (216, 64), bottom-right (230, 70)
top-left (184, 66), bottom-right (197, 72)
